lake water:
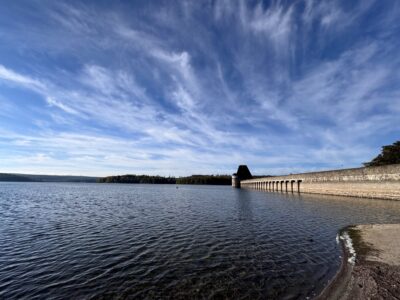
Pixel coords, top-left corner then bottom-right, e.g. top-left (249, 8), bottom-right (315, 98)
top-left (1, 183), bottom-right (400, 299)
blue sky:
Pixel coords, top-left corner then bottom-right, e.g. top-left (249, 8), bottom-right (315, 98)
top-left (0, 0), bottom-right (399, 176)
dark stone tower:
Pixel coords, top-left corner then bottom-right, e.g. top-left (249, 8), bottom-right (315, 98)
top-left (232, 165), bottom-right (252, 188)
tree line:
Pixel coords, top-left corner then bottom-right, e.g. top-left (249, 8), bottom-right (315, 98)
top-left (97, 174), bottom-right (232, 185)
top-left (176, 175), bottom-right (231, 185)
top-left (363, 140), bottom-right (400, 167)
top-left (97, 175), bottom-right (176, 184)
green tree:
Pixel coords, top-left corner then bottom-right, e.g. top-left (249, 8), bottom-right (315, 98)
top-left (364, 141), bottom-right (400, 167)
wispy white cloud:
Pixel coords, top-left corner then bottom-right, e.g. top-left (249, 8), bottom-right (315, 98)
top-left (302, 0), bottom-right (377, 29)
top-left (0, 65), bottom-right (46, 91)
top-left (46, 96), bottom-right (80, 115)
top-left (247, 2), bottom-right (294, 42)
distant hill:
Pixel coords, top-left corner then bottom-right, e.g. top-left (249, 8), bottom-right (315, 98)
top-left (0, 173), bottom-right (34, 182)
top-left (0, 173), bottom-right (98, 183)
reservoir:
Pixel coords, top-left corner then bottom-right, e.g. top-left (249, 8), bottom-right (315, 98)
top-left (1, 182), bottom-right (400, 299)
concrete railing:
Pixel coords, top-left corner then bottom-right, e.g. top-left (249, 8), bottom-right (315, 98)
top-left (240, 164), bottom-right (400, 200)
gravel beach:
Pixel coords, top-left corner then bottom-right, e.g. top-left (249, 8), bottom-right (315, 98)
top-left (318, 224), bottom-right (400, 300)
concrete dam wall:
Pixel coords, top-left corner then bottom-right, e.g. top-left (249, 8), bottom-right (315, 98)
top-left (239, 164), bottom-right (400, 200)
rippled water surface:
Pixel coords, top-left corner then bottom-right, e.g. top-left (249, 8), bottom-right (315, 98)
top-left (1, 183), bottom-right (400, 299)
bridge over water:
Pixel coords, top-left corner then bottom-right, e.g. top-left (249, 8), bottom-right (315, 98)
top-left (233, 164), bottom-right (400, 201)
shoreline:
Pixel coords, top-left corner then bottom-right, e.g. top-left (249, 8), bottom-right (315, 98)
top-left (317, 224), bottom-right (400, 299)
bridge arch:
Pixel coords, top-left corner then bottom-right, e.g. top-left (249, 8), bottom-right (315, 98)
top-left (290, 180), bottom-right (295, 193)
top-left (297, 180), bottom-right (302, 193)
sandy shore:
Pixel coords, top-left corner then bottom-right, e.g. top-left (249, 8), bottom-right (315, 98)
top-left (318, 224), bottom-right (400, 300)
